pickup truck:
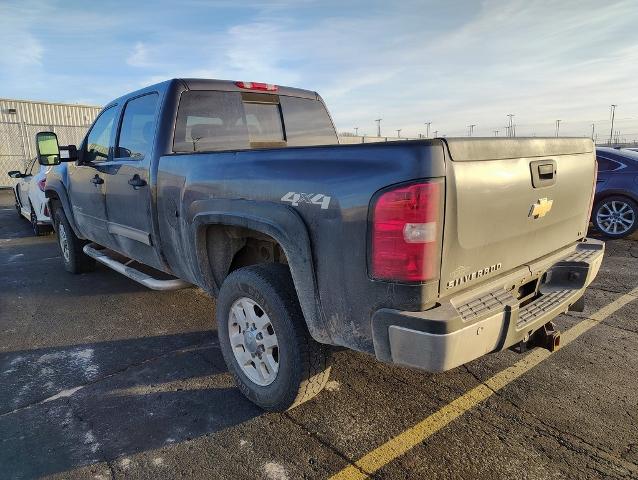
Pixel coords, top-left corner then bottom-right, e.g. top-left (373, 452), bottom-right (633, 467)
top-left (36, 78), bottom-right (604, 411)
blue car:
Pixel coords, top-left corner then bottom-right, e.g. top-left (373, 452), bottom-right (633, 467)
top-left (593, 147), bottom-right (638, 238)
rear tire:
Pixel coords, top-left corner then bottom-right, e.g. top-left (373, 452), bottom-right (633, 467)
top-left (53, 206), bottom-right (96, 273)
top-left (593, 196), bottom-right (637, 239)
top-left (217, 263), bottom-right (332, 411)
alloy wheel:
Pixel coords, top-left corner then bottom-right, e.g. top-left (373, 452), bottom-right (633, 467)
top-left (228, 297), bottom-right (279, 386)
top-left (596, 200), bottom-right (635, 236)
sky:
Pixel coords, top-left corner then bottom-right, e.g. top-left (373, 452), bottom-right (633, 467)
top-left (1, 0), bottom-right (638, 140)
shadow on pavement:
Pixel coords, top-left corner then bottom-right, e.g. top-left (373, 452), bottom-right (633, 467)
top-left (0, 331), bottom-right (261, 479)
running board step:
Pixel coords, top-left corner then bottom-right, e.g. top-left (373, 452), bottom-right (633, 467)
top-left (83, 244), bottom-right (191, 291)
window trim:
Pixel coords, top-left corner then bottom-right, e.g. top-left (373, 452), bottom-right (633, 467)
top-left (113, 91), bottom-right (159, 162)
top-left (596, 154), bottom-right (627, 172)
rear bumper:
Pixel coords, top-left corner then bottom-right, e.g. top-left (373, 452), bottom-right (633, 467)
top-left (371, 238), bottom-right (604, 372)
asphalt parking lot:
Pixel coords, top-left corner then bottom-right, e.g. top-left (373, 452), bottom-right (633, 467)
top-left (1, 188), bottom-right (637, 480)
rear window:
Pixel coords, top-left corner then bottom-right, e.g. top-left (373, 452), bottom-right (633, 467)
top-left (279, 96), bottom-right (337, 146)
top-left (173, 90), bottom-right (337, 153)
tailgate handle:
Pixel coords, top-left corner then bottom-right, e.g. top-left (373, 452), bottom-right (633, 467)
top-left (530, 159), bottom-right (557, 188)
top-left (538, 164), bottom-right (554, 179)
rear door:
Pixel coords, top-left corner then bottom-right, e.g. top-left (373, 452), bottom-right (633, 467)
top-left (439, 138), bottom-right (595, 295)
top-left (103, 92), bottom-right (162, 269)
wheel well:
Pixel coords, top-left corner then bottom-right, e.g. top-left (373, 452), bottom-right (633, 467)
top-left (595, 192), bottom-right (638, 207)
top-left (205, 224), bottom-right (289, 290)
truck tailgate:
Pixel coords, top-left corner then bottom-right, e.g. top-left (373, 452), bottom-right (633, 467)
top-left (440, 138), bottom-right (595, 294)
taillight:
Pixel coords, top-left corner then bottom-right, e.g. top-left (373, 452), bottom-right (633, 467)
top-left (371, 180), bottom-right (443, 282)
top-left (38, 178), bottom-right (46, 192)
top-left (235, 81), bottom-right (278, 92)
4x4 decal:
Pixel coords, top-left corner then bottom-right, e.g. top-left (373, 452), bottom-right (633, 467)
top-left (281, 192), bottom-right (331, 209)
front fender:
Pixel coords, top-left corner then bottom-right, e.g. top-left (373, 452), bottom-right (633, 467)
top-left (189, 198), bottom-right (331, 344)
top-left (44, 179), bottom-right (84, 238)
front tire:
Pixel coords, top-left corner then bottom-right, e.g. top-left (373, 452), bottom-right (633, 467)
top-left (593, 196), bottom-right (637, 239)
top-left (53, 206), bottom-right (96, 273)
top-left (217, 263), bottom-right (332, 411)
top-left (30, 204), bottom-right (49, 236)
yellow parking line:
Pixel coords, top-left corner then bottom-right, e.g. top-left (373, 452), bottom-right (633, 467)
top-left (330, 288), bottom-right (638, 480)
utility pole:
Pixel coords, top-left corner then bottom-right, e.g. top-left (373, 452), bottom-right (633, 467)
top-left (425, 122), bottom-right (431, 138)
top-left (507, 114), bottom-right (515, 137)
top-left (375, 118), bottom-right (382, 137)
top-left (467, 124), bottom-right (476, 136)
top-left (609, 104), bottom-right (617, 144)
top-left (354, 127), bottom-right (359, 136)
top-left (396, 129), bottom-right (401, 138)
top-left (555, 120), bottom-right (561, 137)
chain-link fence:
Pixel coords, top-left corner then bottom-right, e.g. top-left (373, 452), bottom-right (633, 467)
top-left (0, 122), bottom-right (91, 188)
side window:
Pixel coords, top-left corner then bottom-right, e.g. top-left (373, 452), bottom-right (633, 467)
top-left (116, 93), bottom-right (159, 160)
top-left (85, 107), bottom-right (118, 163)
top-left (27, 157), bottom-right (37, 175)
top-left (596, 156), bottom-right (622, 172)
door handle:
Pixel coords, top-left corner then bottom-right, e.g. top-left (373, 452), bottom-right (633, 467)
top-left (91, 174), bottom-right (104, 185)
top-left (128, 174), bottom-right (147, 189)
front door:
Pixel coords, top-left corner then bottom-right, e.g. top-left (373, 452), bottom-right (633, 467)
top-left (103, 93), bottom-right (162, 269)
top-left (67, 105), bottom-right (118, 248)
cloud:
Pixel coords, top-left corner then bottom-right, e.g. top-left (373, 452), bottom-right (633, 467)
top-left (127, 42), bottom-right (151, 67)
top-left (1, 0), bottom-right (637, 140)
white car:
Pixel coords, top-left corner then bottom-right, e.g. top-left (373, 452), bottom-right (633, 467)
top-left (8, 158), bottom-right (53, 235)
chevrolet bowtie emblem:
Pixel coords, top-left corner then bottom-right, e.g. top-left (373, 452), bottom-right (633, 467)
top-left (530, 198), bottom-right (553, 218)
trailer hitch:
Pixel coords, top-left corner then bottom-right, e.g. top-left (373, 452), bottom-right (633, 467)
top-left (514, 321), bottom-right (561, 353)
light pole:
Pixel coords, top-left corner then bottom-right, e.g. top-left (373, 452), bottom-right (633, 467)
top-left (425, 122), bottom-right (431, 138)
top-left (507, 114), bottom-right (515, 137)
top-left (609, 105), bottom-right (617, 144)
top-left (494, 130), bottom-right (499, 136)
top-left (354, 127), bottom-right (359, 136)
top-left (467, 124), bottom-right (476, 136)
top-left (433, 130), bottom-right (438, 137)
top-left (555, 120), bottom-right (561, 137)
top-left (591, 123), bottom-right (594, 141)
top-left (375, 119), bottom-right (382, 137)
top-left (396, 129), bottom-right (401, 138)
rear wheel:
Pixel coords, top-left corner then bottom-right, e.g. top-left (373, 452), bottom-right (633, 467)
top-left (53, 206), bottom-right (96, 273)
top-left (593, 196), bottom-right (637, 239)
top-left (217, 263), bottom-right (332, 411)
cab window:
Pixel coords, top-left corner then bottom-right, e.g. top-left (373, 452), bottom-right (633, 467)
top-left (116, 93), bottom-right (159, 160)
top-left (85, 106), bottom-right (118, 163)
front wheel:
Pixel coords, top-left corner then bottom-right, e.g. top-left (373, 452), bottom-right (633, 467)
top-left (593, 196), bottom-right (637, 239)
top-left (30, 205), bottom-right (49, 236)
top-left (53, 206), bottom-right (96, 273)
top-left (217, 263), bottom-right (332, 411)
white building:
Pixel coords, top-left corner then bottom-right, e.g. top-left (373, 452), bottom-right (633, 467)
top-left (1, 98), bottom-right (101, 187)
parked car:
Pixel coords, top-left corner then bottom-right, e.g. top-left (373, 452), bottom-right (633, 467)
top-left (7, 158), bottom-right (52, 235)
top-left (36, 79), bottom-right (603, 411)
top-left (592, 147), bottom-right (638, 238)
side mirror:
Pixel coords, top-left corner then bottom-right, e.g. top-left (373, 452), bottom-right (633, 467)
top-left (36, 131), bottom-right (61, 166)
top-left (60, 145), bottom-right (79, 162)
top-left (8, 170), bottom-right (25, 179)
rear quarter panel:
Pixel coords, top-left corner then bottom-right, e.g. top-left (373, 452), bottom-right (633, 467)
top-left (156, 141), bottom-right (446, 351)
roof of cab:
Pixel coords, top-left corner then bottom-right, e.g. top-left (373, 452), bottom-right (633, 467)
top-left (107, 78), bottom-right (318, 108)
